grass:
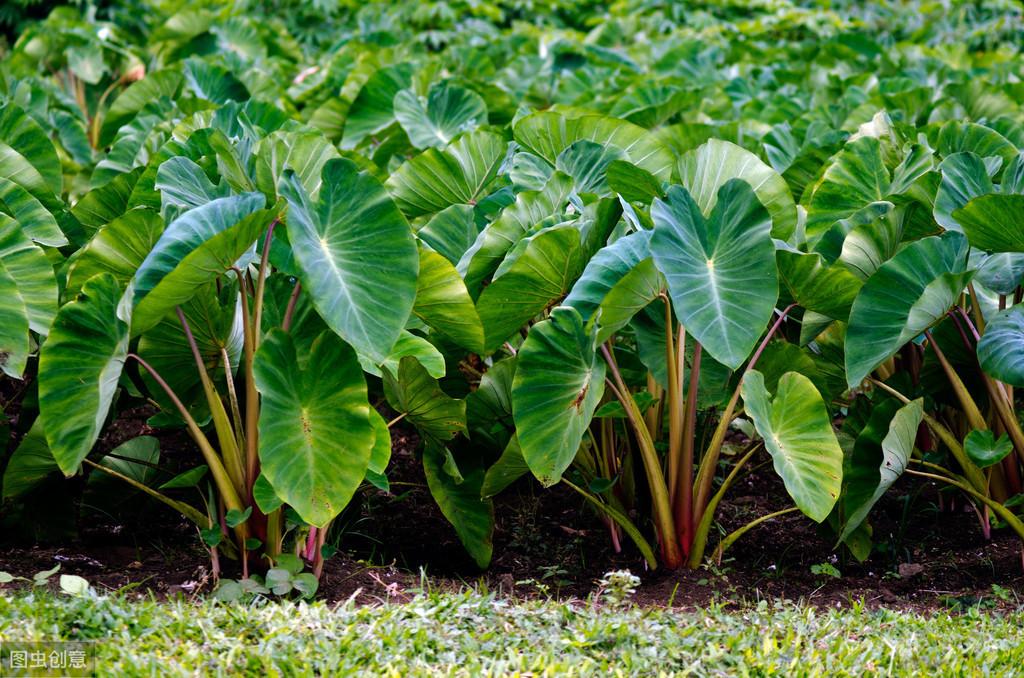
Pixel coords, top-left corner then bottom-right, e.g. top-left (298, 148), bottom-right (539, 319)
top-left (1, 587), bottom-right (1022, 676)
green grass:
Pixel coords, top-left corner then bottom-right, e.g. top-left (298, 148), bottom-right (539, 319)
top-left (1, 590), bottom-right (1022, 676)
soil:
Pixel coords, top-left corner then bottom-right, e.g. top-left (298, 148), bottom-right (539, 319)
top-left (2, 403), bottom-right (1022, 613)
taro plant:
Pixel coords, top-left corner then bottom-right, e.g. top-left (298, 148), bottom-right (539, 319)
top-left (509, 139), bottom-right (847, 569)
top-left (37, 117), bottom-right (419, 575)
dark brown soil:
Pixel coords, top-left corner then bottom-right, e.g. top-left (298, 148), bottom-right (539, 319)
top-left (2, 405), bottom-right (1023, 612)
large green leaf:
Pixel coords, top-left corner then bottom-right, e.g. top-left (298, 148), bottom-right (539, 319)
top-left (805, 136), bottom-right (889, 245)
top-left (0, 176), bottom-right (66, 247)
top-left (934, 152), bottom-right (993, 232)
top-left (383, 356), bottom-right (466, 446)
top-left (394, 82), bottom-right (487, 149)
top-left (777, 248), bottom-right (862, 320)
top-left (0, 103), bottom-right (62, 201)
top-left (511, 307), bottom-right (606, 486)
top-left (39, 274), bottom-right (129, 475)
top-left (476, 225), bottom-right (589, 353)
top-left (99, 70), bottom-right (183, 147)
top-left (255, 329), bottom-right (373, 527)
top-left (0, 259), bottom-right (29, 378)
top-left (741, 370), bottom-right (843, 522)
top-left (155, 156), bottom-right (230, 222)
top-left (1, 419), bottom-right (57, 501)
top-left (341, 63), bottom-right (415, 148)
top-left (413, 248), bottom-right (484, 354)
top-left (978, 306), bottom-right (1024, 387)
top-left (840, 399), bottom-right (923, 542)
top-left (0, 214), bottom-right (56, 334)
top-left (423, 442), bottom-right (494, 568)
top-left (254, 129), bottom-right (340, 201)
top-left (128, 193), bottom-right (268, 335)
top-left (845, 232), bottom-right (972, 388)
top-left (513, 111), bottom-right (673, 181)
top-left (65, 208), bottom-right (165, 297)
top-left (458, 172), bottom-right (573, 294)
top-left (280, 158), bottom-right (418, 365)
top-left (677, 139), bottom-right (797, 240)
top-left (651, 179), bottom-right (778, 369)
top-left (953, 194), bottom-right (1024, 252)
top-left (386, 130), bottom-right (507, 218)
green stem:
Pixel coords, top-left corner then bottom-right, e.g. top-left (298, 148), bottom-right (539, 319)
top-left (177, 307), bottom-right (244, 496)
top-left (82, 459), bottom-right (209, 527)
top-left (688, 443), bottom-right (760, 568)
top-left (128, 354), bottom-right (245, 516)
top-left (563, 479), bottom-right (657, 570)
top-left (601, 343), bottom-right (682, 569)
top-left (713, 507), bottom-right (800, 563)
top-left (692, 304), bottom-right (796, 528)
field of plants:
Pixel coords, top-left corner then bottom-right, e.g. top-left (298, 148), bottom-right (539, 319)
top-left (2, 0), bottom-right (1024, 654)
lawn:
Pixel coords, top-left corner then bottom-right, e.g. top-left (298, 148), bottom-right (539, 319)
top-left (2, 589), bottom-right (1022, 676)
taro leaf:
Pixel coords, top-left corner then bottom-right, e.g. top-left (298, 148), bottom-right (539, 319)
top-left (509, 151), bottom-right (554, 191)
top-left (413, 248), bottom-right (485, 354)
top-left (564, 229), bottom-right (664, 342)
top-left (159, 465), bottom-right (209, 490)
top-left (1, 419), bottom-right (57, 501)
top-left (155, 156), bottom-right (230, 222)
top-left (651, 179), bottom-right (778, 370)
top-left (367, 408), bottom-right (391, 476)
top-left (252, 473), bottom-right (285, 514)
top-left (0, 259), bottom-right (30, 378)
top-left (953, 194), bottom-right (1024, 252)
top-left (383, 356), bottom-right (466, 446)
top-left (255, 329), bottom-right (374, 527)
top-left (99, 70), bottom-right (183, 147)
top-left (255, 129), bottom-right (340, 200)
top-left (777, 249), bottom-right (862, 320)
top-left (606, 160), bottom-right (665, 204)
top-left (386, 130), bottom-right (508, 218)
top-left (805, 136), bottom-right (890, 246)
top-left (394, 82), bottom-right (487, 149)
top-left (936, 121), bottom-right (1017, 166)
top-left (840, 398), bottom-right (922, 542)
top-left (280, 158), bottom-right (418, 365)
top-left (0, 104), bottom-right (62, 203)
top-left (423, 442), bottom-right (494, 568)
top-left (458, 172), bottom-right (573, 294)
top-left (934, 152), bottom-right (993, 232)
top-left (511, 307), bottom-right (606, 486)
top-left (512, 111), bottom-right (673, 181)
top-left (973, 252), bottom-right (1024, 295)
top-left (87, 436), bottom-right (160, 500)
top-left (0, 176), bottom-right (66, 247)
top-left (183, 58), bottom-right (249, 104)
top-left (0, 214), bottom-right (56, 334)
top-left (71, 167), bottom-right (143, 237)
top-left (677, 139), bottom-right (797, 241)
top-left (466, 357), bottom-right (517, 452)
top-left (845, 232), bottom-right (972, 388)
top-left (65, 208), bottom-right (165, 298)
top-left (341, 63), bottom-right (415, 148)
top-left (741, 370), bottom-right (843, 522)
top-left (481, 435), bottom-right (530, 498)
top-left (964, 430), bottom-right (1015, 469)
top-left (39, 274), bottom-right (129, 476)
top-left (417, 204), bottom-right (480, 265)
top-left (476, 225), bottom-right (588, 353)
top-left (128, 193), bottom-right (268, 335)
top-left (978, 306), bottom-right (1024, 387)
top-left (555, 139), bottom-right (624, 195)
top-left (362, 331), bottom-right (445, 380)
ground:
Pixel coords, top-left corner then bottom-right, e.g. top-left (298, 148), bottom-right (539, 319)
top-left (2, 406), bottom-right (1022, 613)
